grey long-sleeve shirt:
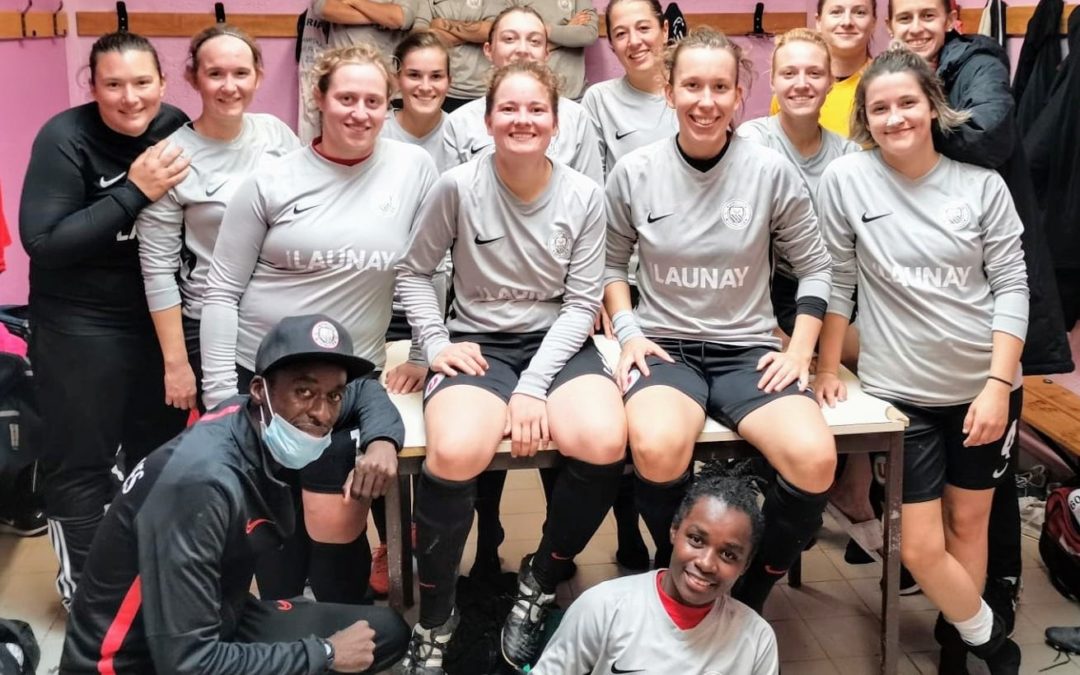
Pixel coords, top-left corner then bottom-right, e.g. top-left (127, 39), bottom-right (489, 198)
top-left (736, 115), bottom-right (860, 279)
top-left (533, 571), bottom-right (778, 675)
top-left (395, 155), bottom-right (605, 399)
top-left (137, 114), bottom-right (300, 320)
top-left (819, 151), bottom-right (1029, 406)
top-left (581, 76), bottom-right (677, 177)
top-left (443, 96), bottom-right (604, 184)
top-left (200, 140), bottom-right (438, 407)
top-left (605, 135), bottom-right (833, 349)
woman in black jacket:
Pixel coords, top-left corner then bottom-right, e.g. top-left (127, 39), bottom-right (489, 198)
top-left (889, 0), bottom-right (1072, 670)
top-left (18, 32), bottom-right (190, 608)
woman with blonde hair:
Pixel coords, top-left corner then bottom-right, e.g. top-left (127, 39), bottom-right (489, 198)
top-left (201, 43), bottom-right (438, 604)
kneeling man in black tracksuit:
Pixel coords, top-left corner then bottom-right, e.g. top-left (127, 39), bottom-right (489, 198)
top-left (62, 314), bottom-right (408, 674)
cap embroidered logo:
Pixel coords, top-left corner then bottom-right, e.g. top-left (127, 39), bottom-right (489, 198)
top-left (311, 321), bottom-right (340, 349)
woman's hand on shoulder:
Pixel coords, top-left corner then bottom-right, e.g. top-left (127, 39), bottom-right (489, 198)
top-left (128, 140), bottom-right (190, 202)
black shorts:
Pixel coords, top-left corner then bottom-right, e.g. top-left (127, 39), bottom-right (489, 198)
top-left (384, 308), bottom-right (412, 343)
top-left (624, 338), bottom-right (813, 429)
top-left (236, 365), bottom-right (364, 494)
top-left (422, 332), bottom-right (612, 405)
top-left (889, 387), bottom-right (1023, 503)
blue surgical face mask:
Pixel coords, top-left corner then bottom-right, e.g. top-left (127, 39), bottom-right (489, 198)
top-left (260, 396), bottom-right (332, 470)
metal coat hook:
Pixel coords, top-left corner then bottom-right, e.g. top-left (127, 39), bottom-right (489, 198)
top-left (53, 0), bottom-right (66, 37)
top-left (116, 0), bottom-right (128, 32)
top-left (752, 2), bottom-right (766, 35)
top-left (20, 0), bottom-right (35, 38)
top-left (214, 2), bottom-right (226, 23)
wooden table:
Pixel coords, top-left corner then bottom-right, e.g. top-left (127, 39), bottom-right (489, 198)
top-left (381, 338), bottom-right (909, 674)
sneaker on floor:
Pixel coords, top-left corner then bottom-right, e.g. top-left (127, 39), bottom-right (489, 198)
top-left (0, 507), bottom-right (47, 537)
top-left (369, 544), bottom-right (389, 597)
top-left (1046, 626), bottom-right (1080, 654)
top-left (501, 556), bottom-right (557, 669)
top-left (393, 611), bottom-right (459, 675)
top-left (984, 576), bottom-right (1020, 637)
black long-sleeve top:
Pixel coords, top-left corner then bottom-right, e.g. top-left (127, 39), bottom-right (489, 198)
top-left (19, 102), bottom-right (188, 334)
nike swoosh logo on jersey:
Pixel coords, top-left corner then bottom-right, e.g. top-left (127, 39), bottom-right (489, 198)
top-left (861, 211), bottom-right (892, 223)
top-left (294, 202), bottom-right (319, 214)
top-left (470, 142), bottom-right (491, 155)
top-left (98, 172), bottom-right (127, 188)
top-left (611, 663), bottom-right (645, 674)
top-left (206, 180), bottom-right (228, 197)
top-left (646, 212), bottom-right (673, 223)
top-left (614, 129), bottom-right (636, 140)
top-left (474, 234), bottom-right (504, 246)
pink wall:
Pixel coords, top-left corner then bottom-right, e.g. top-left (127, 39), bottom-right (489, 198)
top-left (0, 20), bottom-right (70, 305)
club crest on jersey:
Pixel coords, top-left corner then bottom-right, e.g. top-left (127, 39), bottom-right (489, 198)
top-left (311, 321), bottom-right (340, 349)
top-left (548, 230), bottom-right (572, 260)
top-left (425, 373), bottom-right (445, 399)
top-left (466, 0), bottom-right (481, 8)
top-left (943, 202), bottom-right (972, 230)
top-left (559, 0), bottom-right (573, 10)
top-left (378, 193), bottom-right (399, 217)
top-left (721, 199), bottom-right (752, 230)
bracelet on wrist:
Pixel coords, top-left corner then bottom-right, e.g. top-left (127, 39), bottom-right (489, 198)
top-left (987, 375), bottom-right (1012, 388)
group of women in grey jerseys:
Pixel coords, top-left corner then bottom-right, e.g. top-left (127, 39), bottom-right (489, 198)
top-left (19, 0), bottom-right (1052, 671)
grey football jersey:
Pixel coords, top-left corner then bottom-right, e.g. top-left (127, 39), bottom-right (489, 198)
top-left (137, 114), bottom-right (300, 320)
top-left (381, 109), bottom-right (452, 172)
top-left (533, 571), bottom-right (779, 675)
top-left (396, 155), bottom-right (604, 398)
top-left (200, 140), bottom-right (438, 407)
top-left (581, 77), bottom-right (677, 176)
top-left (442, 96), bottom-right (604, 184)
top-left (736, 115), bottom-right (860, 279)
top-left (605, 136), bottom-right (832, 349)
top-left (819, 151), bottom-right (1029, 406)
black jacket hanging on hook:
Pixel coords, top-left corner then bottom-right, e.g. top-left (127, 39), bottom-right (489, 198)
top-left (1013, 0), bottom-right (1064, 134)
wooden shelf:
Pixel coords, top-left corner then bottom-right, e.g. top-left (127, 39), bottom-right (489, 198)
top-left (0, 9), bottom-right (68, 39)
top-left (73, 5), bottom-right (1078, 40)
top-left (959, 4), bottom-right (1076, 36)
top-left (76, 11), bottom-right (296, 38)
top-left (598, 11), bottom-right (807, 38)
top-left (75, 9), bottom-right (807, 39)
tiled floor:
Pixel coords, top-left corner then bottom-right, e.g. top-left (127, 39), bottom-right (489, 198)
top-left (4, 467), bottom-right (1079, 673)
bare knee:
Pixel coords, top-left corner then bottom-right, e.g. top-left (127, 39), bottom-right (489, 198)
top-left (944, 503), bottom-right (991, 544)
top-left (629, 426), bottom-right (693, 482)
top-left (901, 534), bottom-right (946, 575)
top-left (426, 433), bottom-right (493, 481)
top-left (555, 417), bottom-right (627, 465)
top-left (777, 437), bottom-right (837, 494)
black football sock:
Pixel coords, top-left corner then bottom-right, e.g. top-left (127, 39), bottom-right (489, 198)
top-left (415, 464), bottom-right (476, 629)
top-left (532, 458), bottom-right (623, 592)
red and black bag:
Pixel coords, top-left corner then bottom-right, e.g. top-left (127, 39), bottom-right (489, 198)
top-left (1039, 481), bottom-right (1080, 601)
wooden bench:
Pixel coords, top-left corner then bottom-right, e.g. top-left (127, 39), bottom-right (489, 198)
top-left (381, 337), bottom-right (909, 675)
top-left (1021, 375), bottom-right (1080, 466)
